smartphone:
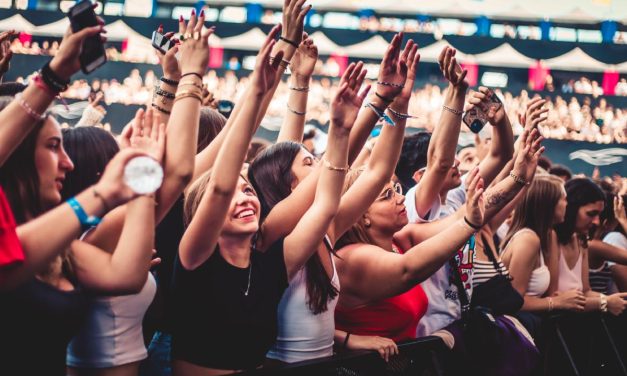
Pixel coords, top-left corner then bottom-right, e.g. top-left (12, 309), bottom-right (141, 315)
top-left (68, 0), bottom-right (106, 74)
top-left (463, 107), bottom-right (487, 134)
top-left (151, 31), bottom-right (176, 54)
top-left (463, 89), bottom-right (503, 134)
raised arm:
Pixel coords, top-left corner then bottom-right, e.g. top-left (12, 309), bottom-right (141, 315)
top-left (69, 110), bottom-right (166, 294)
top-left (466, 87), bottom-right (514, 186)
top-left (150, 24), bottom-right (182, 126)
top-left (2, 148), bottom-right (146, 290)
top-left (0, 24), bottom-right (105, 166)
top-left (341, 170), bottom-right (484, 304)
top-left (190, 1), bottom-right (309, 182)
top-left (348, 33), bottom-right (406, 164)
top-left (283, 69), bottom-right (369, 280)
top-left (330, 40), bottom-right (419, 242)
top-left (413, 46), bottom-right (468, 218)
top-left (179, 28), bottom-right (282, 270)
top-left (277, 33), bottom-right (317, 143)
top-left (0, 30), bottom-right (15, 83)
top-left (260, 35), bottom-right (410, 248)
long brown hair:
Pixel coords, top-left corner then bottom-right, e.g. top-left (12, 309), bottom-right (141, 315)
top-left (248, 142), bottom-right (338, 315)
top-left (502, 174), bottom-right (564, 254)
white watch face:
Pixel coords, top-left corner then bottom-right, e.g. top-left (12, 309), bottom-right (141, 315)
top-left (123, 156), bottom-right (164, 195)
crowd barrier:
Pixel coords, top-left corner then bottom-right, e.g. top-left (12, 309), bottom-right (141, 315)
top-left (234, 313), bottom-right (626, 376)
top-left (238, 336), bottom-right (448, 376)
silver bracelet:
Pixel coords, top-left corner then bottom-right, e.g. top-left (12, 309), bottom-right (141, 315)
top-left (364, 102), bottom-right (395, 127)
top-left (443, 105), bottom-right (463, 116)
top-left (287, 103), bottom-right (306, 116)
top-left (289, 86), bottom-right (310, 92)
top-left (377, 81), bottom-right (405, 89)
top-left (387, 107), bottom-right (417, 120)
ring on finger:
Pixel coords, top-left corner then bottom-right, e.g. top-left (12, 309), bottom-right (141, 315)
top-left (193, 31), bottom-right (200, 40)
top-left (184, 33), bottom-right (192, 40)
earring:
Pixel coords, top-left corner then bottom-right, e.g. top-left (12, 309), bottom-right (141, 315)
top-left (364, 218), bottom-right (371, 228)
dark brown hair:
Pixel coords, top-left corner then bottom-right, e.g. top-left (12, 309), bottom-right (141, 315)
top-left (248, 141), bottom-right (338, 315)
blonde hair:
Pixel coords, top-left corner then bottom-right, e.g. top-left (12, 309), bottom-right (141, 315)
top-left (502, 174), bottom-right (564, 253)
top-left (335, 167), bottom-right (376, 249)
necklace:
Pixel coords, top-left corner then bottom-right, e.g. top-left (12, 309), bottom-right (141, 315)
top-left (243, 259), bottom-right (252, 296)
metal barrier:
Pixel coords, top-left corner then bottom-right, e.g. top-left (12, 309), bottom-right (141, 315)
top-left (238, 336), bottom-right (447, 376)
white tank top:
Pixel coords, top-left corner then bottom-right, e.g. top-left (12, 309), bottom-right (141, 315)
top-left (504, 228), bottom-right (550, 297)
top-left (67, 272), bottom-right (157, 368)
top-left (266, 245), bottom-right (340, 363)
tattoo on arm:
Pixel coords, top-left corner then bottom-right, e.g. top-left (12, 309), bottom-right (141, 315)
top-left (485, 189), bottom-right (516, 211)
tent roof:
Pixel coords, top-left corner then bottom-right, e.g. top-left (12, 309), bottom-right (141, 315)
top-left (307, 31), bottom-right (344, 55)
top-left (471, 43), bottom-right (537, 68)
top-left (220, 28), bottom-right (268, 51)
top-left (0, 14), bottom-right (35, 33)
top-left (544, 47), bottom-right (607, 72)
top-left (345, 35), bottom-right (391, 59)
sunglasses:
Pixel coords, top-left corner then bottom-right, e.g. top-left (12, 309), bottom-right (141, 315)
top-left (377, 182), bottom-right (403, 201)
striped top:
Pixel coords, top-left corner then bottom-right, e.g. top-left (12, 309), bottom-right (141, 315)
top-left (473, 258), bottom-right (510, 287)
top-left (589, 261), bottom-right (615, 295)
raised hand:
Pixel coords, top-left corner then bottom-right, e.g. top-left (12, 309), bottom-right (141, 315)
top-left (250, 25), bottom-right (284, 95)
top-left (281, 0), bottom-right (311, 45)
top-left (607, 293), bottom-right (627, 316)
top-left (290, 32), bottom-right (318, 79)
top-left (331, 62), bottom-right (370, 130)
top-left (93, 148), bottom-right (151, 208)
top-left (438, 46), bottom-right (467, 88)
top-left (520, 97), bottom-right (548, 131)
top-left (177, 9), bottom-right (215, 76)
top-left (464, 167), bottom-right (485, 227)
top-left (201, 85), bottom-right (217, 108)
top-left (126, 108), bottom-right (166, 163)
top-left (395, 39), bottom-right (420, 103)
top-left (512, 129), bottom-right (545, 184)
top-left (466, 87), bottom-right (506, 125)
top-left (156, 24), bottom-right (181, 81)
top-left (614, 195), bottom-right (627, 228)
top-left (49, 11), bottom-right (107, 81)
top-left (376, 33), bottom-right (408, 100)
top-left (0, 30), bottom-right (16, 77)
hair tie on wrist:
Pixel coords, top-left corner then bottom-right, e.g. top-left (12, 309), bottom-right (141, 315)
top-left (342, 332), bottom-right (351, 349)
top-left (375, 92), bottom-right (394, 102)
top-left (463, 216), bottom-right (481, 231)
top-left (279, 36), bottom-right (299, 49)
top-left (181, 72), bottom-right (203, 80)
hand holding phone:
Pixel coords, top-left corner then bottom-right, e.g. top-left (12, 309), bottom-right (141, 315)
top-left (463, 88), bottom-right (502, 134)
top-left (68, 0), bottom-right (106, 73)
top-left (152, 31), bottom-right (176, 55)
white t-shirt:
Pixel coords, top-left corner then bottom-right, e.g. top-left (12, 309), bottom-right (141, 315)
top-left (603, 232), bottom-right (627, 250)
top-left (404, 175), bottom-right (474, 337)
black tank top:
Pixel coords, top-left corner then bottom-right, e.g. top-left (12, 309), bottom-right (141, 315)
top-left (0, 278), bottom-right (89, 375)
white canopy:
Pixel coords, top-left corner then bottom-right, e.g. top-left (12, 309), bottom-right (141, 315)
top-left (0, 14), bottom-right (35, 34)
top-left (307, 31), bottom-right (345, 56)
top-left (344, 35), bottom-right (391, 59)
top-left (544, 47), bottom-right (608, 72)
top-left (471, 43), bottom-right (537, 68)
top-left (220, 28), bottom-right (268, 51)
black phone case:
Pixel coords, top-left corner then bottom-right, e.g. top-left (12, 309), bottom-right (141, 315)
top-left (151, 31), bottom-right (175, 54)
top-left (68, 1), bottom-right (106, 74)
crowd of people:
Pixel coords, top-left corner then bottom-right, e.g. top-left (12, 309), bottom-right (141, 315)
top-left (0, 3), bottom-right (625, 376)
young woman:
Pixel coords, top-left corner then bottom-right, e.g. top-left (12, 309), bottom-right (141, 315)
top-left (0, 109), bottom-right (157, 376)
top-left (553, 178), bottom-right (627, 314)
top-left (62, 13), bottom-right (216, 376)
top-left (250, 36), bottom-right (419, 363)
top-left (502, 175), bottom-right (585, 315)
top-left (171, 26), bottom-right (359, 375)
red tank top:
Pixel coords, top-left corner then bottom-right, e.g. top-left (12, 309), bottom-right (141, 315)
top-left (335, 244), bottom-right (428, 342)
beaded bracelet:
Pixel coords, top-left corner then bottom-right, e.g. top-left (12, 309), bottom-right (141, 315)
top-left (174, 92), bottom-right (202, 103)
top-left (160, 76), bottom-right (179, 86)
top-left (15, 93), bottom-right (47, 121)
top-left (152, 103), bottom-right (172, 115)
top-left (377, 81), bottom-right (404, 89)
top-left (287, 104), bottom-right (306, 116)
top-left (155, 87), bottom-right (175, 99)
